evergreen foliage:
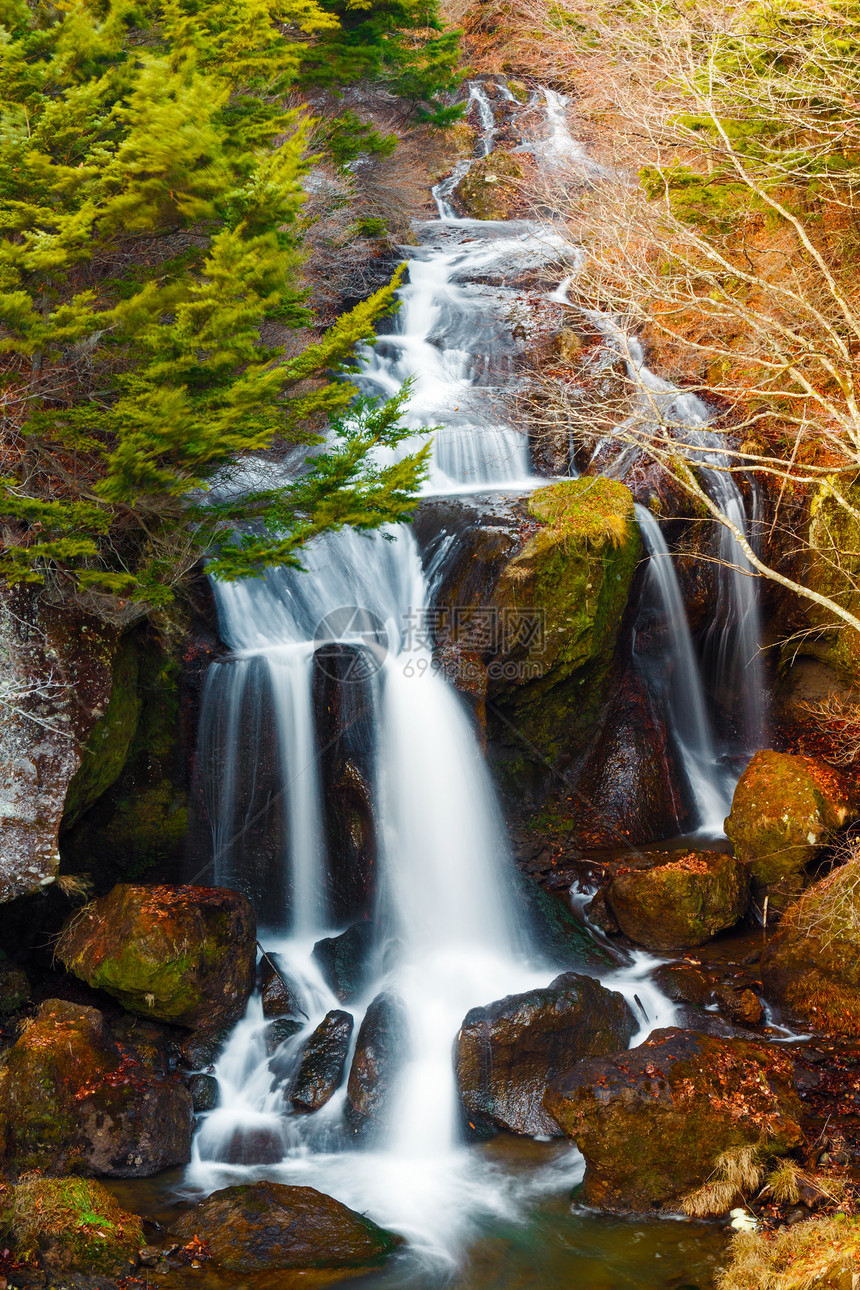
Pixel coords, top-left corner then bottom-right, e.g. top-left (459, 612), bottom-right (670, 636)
top-left (0, 0), bottom-right (431, 620)
top-left (301, 0), bottom-right (464, 125)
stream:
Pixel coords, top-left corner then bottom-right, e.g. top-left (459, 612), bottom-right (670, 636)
top-left (178, 81), bottom-right (769, 1288)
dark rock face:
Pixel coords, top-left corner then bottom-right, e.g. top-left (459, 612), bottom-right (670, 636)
top-left (266, 1018), bottom-right (304, 1059)
top-left (173, 1181), bottom-right (400, 1272)
top-left (0, 999), bottom-right (193, 1176)
top-left (188, 1073), bottom-right (219, 1112)
top-left (290, 1010), bottom-right (354, 1112)
top-left (545, 1027), bottom-right (803, 1211)
top-left (312, 921), bottom-right (375, 1004)
top-left (455, 972), bottom-right (637, 1137)
top-left (56, 883), bottom-right (256, 1028)
top-left (179, 1022), bottom-right (233, 1072)
top-left (570, 667), bottom-right (691, 848)
top-left (519, 875), bottom-right (612, 970)
top-left (346, 993), bottom-right (408, 1140)
top-left (651, 964), bottom-right (714, 1008)
top-left (313, 645), bottom-right (378, 924)
top-left (604, 850), bottom-right (748, 951)
top-left (260, 954), bottom-right (305, 1020)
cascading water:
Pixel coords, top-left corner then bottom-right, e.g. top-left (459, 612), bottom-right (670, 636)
top-left (187, 85), bottom-right (680, 1264)
top-left (621, 336), bottom-right (767, 754)
top-left (633, 504), bottom-right (735, 833)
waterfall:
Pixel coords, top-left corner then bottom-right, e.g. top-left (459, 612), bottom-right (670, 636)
top-left (186, 82), bottom-right (683, 1263)
top-left (622, 337), bottom-right (766, 753)
top-left (633, 505), bottom-right (735, 833)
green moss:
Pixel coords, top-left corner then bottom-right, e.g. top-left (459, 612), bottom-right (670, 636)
top-left (11, 1176), bottom-right (143, 1276)
top-left (490, 478), bottom-right (642, 768)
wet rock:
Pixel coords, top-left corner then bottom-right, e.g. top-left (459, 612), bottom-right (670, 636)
top-left (8, 1176), bottom-right (144, 1276)
top-left (545, 1027), bottom-right (803, 1211)
top-left (260, 954), bottom-right (305, 1020)
top-left (219, 1126), bottom-right (285, 1165)
top-left (346, 992), bottom-right (408, 1140)
top-left (179, 1022), bottom-right (234, 1072)
top-left (715, 984), bottom-right (765, 1028)
top-left (173, 1181), bottom-right (400, 1272)
top-left (290, 1010), bottom-right (354, 1112)
top-left (725, 750), bottom-right (852, 913)
top-left (570, 667), bottom-right (691, 847)
top-left (0, 999), bottom-right (193, 1175)
top-left (651, 963), bottom-right (714, 1008)
top-left (313, 645), bottom-right (378, 924)
top-left (56, 883), bottom-right (256, 1028)
top-left (312, 921), bottom-right (374, 1004)
top-left (604, 850), bottom-right (748, 951)
top-left (455, 972), bottom-right (637, 1137)
top-left (109, 1014), bottom-right (177, 1077)
top-left (519, 874), bottom-right (612, 969)
top-left (188, 1073), bottom-right (219, 1112)
top-left (584, 888), bottom-right (620, 936)
top-left (266, 1018), bottom-right (304, 1058)
top-left (761, 860), bottom-right (860, 1036)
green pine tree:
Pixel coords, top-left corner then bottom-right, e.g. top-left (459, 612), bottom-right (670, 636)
top-left (0, 0), bottom-right (430, 620)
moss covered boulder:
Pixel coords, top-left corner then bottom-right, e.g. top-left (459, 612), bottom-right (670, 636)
top-left (0, 999), bottom-right (192, 1175)
top-left (489, 478), bottom-right (642, 765)
top-left (545, 1027), bottom-right (803, 1212)
top-left (604, 850), bottom-right (748, 950)
top-left (455, 973), bottom-right (636, 1137)
top-left (761, 857), bottom-right (860, 1036)
top-left (725, 751), bottom-right (852, 911)
top-left (57, 883), bottom-right (256, 1028)
top-left (7, 1175), bottom-right (144, 1276)
top-left (453, 150), bottom-right (527, 220)
top-left (173, 1181), bottom-right (401, 1272)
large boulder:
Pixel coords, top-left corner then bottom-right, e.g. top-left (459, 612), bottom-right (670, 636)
top-left (56, 883), bottom-right (256, 1028)
top-left (604, 850), bottom-right (748, 951)
top-left (545, 1028), bottom-right (803, 1212)
top-left (455, 972), bottom-right (637, 1137)
top-left (0, 588), bottom-right (117, 903)
top-left (487, 480), bottom-right (642, 769)
top-left (173, 1182), bottom-right (400, 1272)
top-left (289, 1010), bottom-right (354, 1112)
top-left (725, 751), bottom-right (852, 912)
top-left (7, 1175), bottom-right (144, 1276)
top-left (312, 921), bottom-right (374, 1005)
top-left (453, 150), bottom-right (529, 220)
top-left (761, 857), bottom-right (860, 1036)
top-left (345, 992), bottom-right (408, 1140)
top-left (0, 999), bottom-right (193, 1176)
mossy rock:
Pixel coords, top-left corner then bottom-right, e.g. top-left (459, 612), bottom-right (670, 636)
top-left (725, 751), bottom-right (853, 911)
top-left (9, 1175), bottom-right (144, 1275)
top-left (762, 857), bottom-right (860, 1036)
top-left (64, 634), bottom-right (142, 829)
top-left (453, 150), bottom-right (525, 220)
top-left (0, 962), bottom-right (29, 1014)
top-left (173, 1181), bottom-right (401, 1272)
top-left (545, 1027), bottom-right (803, 1212)
top-left (1, 998), bottom-right (192, 1176)
top-left (61, 637), bottom-right (188, 883)
top-left (605, 850), bottom-right (748, 951)
top-left (489, 478), bottom-right (642, 764)
top-left (57, 883), bottom-right (256, 1028)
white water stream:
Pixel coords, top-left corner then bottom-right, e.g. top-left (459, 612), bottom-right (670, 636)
top-left (187, 81), bottom-right (761, 1267)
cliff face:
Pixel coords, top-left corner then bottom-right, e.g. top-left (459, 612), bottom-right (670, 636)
top-left (0, 588), bottom-right (115, 902)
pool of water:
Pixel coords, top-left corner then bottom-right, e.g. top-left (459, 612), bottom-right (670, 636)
top-left (110, 1139), bottom-right (727, 1290)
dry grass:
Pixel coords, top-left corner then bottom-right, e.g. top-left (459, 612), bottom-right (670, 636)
top-left (55, 873), bottom-right (94, 903)
top-left (717, 1217), bottom-right (860, 1290)
top-left (789, 846), bottom-right (860, 950)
